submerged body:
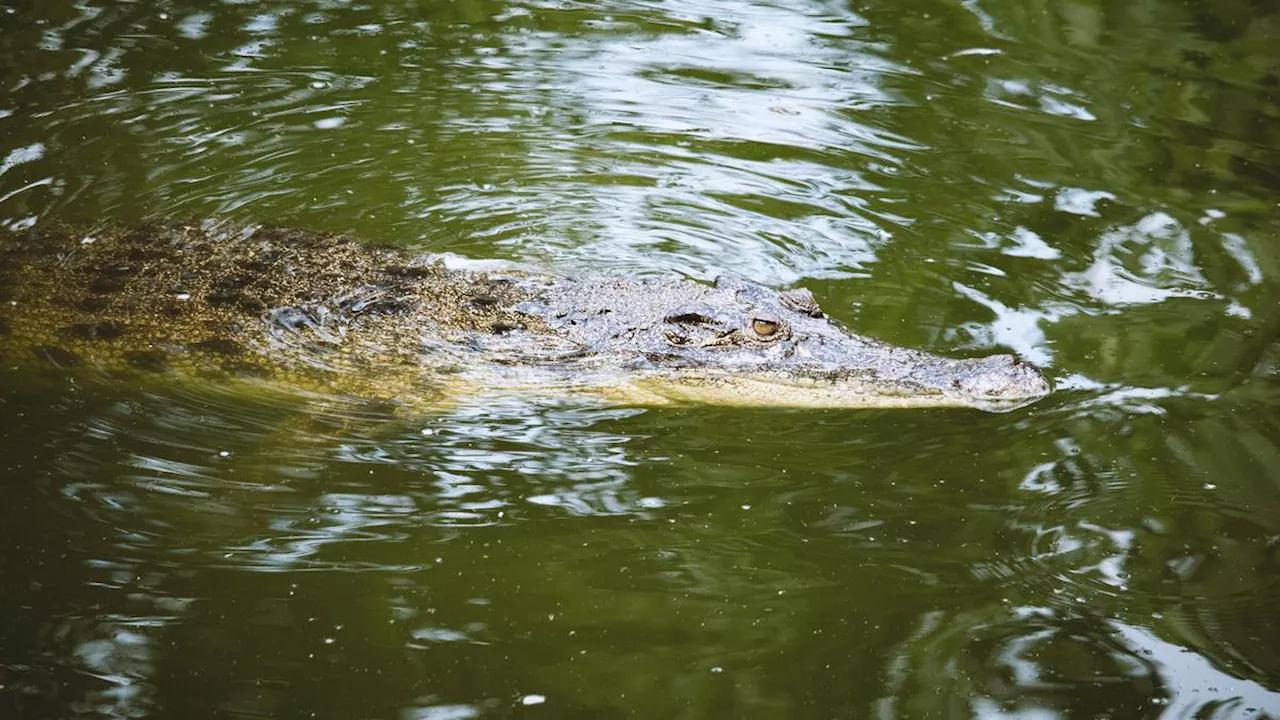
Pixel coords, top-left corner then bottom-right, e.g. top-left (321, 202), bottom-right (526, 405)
top-left (0, 222), bottom-right (1050, 411)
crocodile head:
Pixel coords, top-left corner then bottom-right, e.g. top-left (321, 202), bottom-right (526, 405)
top-left (631, 277), bottom-right (1051, 412)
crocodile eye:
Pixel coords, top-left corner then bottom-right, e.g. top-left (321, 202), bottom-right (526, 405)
top-left (752, 318), bottom-right (780, 337)
top-left (780, 288), bottom-right (823, 317)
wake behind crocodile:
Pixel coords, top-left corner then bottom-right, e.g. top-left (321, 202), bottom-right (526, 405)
top-left (0, 221), bottom-right (1050, 412)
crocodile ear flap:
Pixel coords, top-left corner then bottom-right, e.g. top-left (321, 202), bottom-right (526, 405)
top-left (780, 287), bottom-right (823, 317)
top-left (663, 305), bottom-right (735, 348)
top-left (663, 305), bottom-right (728, 327)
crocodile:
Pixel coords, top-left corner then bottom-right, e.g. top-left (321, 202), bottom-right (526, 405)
top-left (0, 221), bottom-right (1051, 412)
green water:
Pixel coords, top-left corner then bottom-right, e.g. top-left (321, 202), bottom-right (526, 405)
top-left (2, 0), bottom-right (1279, 717)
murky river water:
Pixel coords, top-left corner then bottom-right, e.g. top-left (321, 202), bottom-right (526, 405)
top-left (2, 1), bottom-right (1279, 717)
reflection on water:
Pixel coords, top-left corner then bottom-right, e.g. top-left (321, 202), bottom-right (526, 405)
top-left (40, 385), bottom-right (655, 569)
top-left (3, 0), bottom-right (1280, 717)
top-left (885, 606), bottom-right (1280, 719)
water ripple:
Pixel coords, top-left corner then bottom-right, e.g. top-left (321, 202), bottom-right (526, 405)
top-left (3, 0), bottom-right (1280, 715)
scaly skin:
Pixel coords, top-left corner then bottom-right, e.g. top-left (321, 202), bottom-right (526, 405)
top-left (0, 221), bottom-right (1051, 412)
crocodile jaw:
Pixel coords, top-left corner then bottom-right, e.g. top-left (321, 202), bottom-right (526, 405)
top-left (630, 356), bottom-right (1052, 412)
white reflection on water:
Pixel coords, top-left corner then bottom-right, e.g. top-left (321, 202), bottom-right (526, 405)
top-left (1063, 212), bottom-right (1223, 308)
top-left (951, 280), bottom-right (1052, 365)
top-left (67, 621), bottom-right (158, 717)
top-left (1052, 375), bottom-right (1221, 416)
top-left (400, 703), bottom-right (483, 720)
top-left (0, 142), bottom-right (44, 177)
top-left (947, 203), bottom-right (1266, 392)
top-left (433, 0), bottom-right (913, 284)
top-left (49, 389), bottom-right (661, 572)
top-left (881, 605), bottom-right (1280, 719)
top-left (1110, 623), bottom-right (1280, 719)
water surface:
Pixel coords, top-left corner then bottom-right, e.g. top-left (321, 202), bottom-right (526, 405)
top-left (2, 0), bottom-right (1279, 717)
